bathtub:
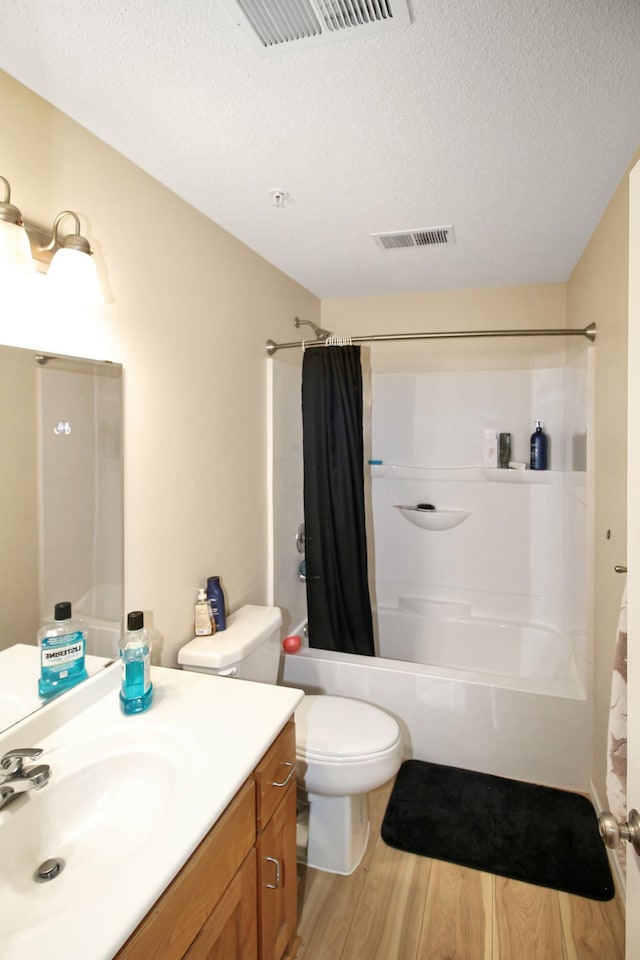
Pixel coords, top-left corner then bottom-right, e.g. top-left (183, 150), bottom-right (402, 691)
top-left (281, 613), bottom-right (590, 792)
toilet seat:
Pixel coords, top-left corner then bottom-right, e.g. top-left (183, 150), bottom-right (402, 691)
top-left (295, 695), bottom-right (401, 763)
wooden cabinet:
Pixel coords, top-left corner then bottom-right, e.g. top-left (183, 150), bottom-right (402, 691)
top-left (254, 722), bottom-right (300, 960)
top-left (113, 722), bottom-right (300, 960)
top-left (184, 851), bottom-right (257, 960)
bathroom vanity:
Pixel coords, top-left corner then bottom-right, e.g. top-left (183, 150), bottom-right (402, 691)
top-left (0, 662), bottom-right (304, 960)
top-left (114, 721), bottom-right (300, 960)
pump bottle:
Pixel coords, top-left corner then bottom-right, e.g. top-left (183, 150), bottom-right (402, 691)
top-left (195, 588), bottom-right (215, 636)
top-left (530, 420), bottom-right (548, 470)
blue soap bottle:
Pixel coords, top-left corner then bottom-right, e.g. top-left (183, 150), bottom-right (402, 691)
top-left (37, 601), bottom-right (89, 699)
top-left (206, 576), bottom-right (227, 632)
top-left (530, 420), bottom-right (548, 470)
top-left (119, 610), bottom-right (154, 715)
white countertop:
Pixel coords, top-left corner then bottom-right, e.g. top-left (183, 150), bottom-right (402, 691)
top-left (0, 663), bottom-right (304, 960)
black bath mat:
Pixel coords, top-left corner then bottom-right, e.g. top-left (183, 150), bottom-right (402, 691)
top-left (381, 760), bottom-right (614, 901)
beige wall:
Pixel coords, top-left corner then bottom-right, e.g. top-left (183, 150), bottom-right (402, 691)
top-left (321, 283), bottom-right (569, 373)
top-left (568, 147), bottom-right (640, 803)
top-left (0, 70), bottom-right (320, 664)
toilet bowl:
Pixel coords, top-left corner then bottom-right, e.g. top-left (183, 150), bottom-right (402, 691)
top-left (295, 694), bottom-right (402, 874)
top-left (178, 604), bottom-right (402, 875)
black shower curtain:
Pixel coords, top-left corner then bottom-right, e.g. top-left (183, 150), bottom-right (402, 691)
top-left (302, 345), bottom-right (375, 656)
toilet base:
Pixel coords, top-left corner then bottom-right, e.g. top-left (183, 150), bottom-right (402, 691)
top-left (304, 791), bottom-right (370, 876)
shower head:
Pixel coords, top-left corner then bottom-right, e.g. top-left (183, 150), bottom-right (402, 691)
top-left (294, 317), bottom-right (333, 341)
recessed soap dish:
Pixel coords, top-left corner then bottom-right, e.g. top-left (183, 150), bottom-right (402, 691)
top-left (394, 505), bottom-right (470, 530)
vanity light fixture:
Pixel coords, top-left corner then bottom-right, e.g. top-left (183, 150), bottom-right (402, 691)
top-left (0, 174), bottom-right (103, 304)
top-left (0, 176), bottom-right (35, 277)
top-left (41, 210), bottom-right (103, 305)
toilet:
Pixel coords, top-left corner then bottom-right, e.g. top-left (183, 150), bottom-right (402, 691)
top-left (178, 604), bottom-right (402, 875)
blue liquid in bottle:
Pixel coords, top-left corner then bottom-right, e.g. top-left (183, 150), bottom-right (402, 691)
top-left (119, 610), bottom-right (154, 715)
top-left (37, 601), bottom-right (88, 700)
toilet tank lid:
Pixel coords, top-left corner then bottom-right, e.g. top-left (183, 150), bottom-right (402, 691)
top-left (178, 604), bottom-right (283, 670)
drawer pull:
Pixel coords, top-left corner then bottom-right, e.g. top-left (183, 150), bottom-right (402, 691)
top-left (270, 762), bottom-right (295, 788)
top-left (265, 856), bottom-right (281, 889)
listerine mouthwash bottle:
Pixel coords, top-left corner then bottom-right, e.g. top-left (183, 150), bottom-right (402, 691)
top-left (119, 610), bottom-right (154, 715)
top-left (37, 601), bottom-right (89, 699)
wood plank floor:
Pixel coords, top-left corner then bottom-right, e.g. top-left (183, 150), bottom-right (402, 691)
top-left (296, 780), bottom-right (625, 960)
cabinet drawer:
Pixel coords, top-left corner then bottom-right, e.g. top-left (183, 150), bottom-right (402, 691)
top-left (114, 779), bottom-right (256, 960)
top-left (254, 721), bottom-right (296, 831)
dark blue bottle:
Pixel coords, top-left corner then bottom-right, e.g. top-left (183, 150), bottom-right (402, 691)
top-left (530, 420), bottom-right (548, 470)
top-left (206, 576), bottom-right (226, 632)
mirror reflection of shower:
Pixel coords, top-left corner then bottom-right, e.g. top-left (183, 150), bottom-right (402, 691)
top-left (38, 356), bottom-right (123, 659)
top-left (294, 317), bottom-right (333, 342)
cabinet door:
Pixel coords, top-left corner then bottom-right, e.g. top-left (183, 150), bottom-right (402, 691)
top-left (257, 781), bottom-right (299, 960)
top-left (184, 850), bottom-right (258, 960)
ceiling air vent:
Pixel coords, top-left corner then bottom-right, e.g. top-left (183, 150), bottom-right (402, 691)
top-left (372, 226), bottom-right (456, 251)
top-left (220, 0), bottom-right (412, 55)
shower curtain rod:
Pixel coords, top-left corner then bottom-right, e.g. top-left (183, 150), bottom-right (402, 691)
top-left (265, 322), bottom-right (596, 355)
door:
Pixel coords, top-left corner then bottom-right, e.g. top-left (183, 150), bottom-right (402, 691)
top-left (626, 158), bottom-right (640, 957)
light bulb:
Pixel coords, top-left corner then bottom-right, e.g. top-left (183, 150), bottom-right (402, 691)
top-left (47, 246), bottom-right (103, 305)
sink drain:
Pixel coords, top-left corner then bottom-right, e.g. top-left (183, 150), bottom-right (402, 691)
top-left (35, 858), bottom-right (65, 882)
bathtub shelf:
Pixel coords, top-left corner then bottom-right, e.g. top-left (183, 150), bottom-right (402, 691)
top-left (395, 506), bottom-right (470, 530)
top-left (371, 464), bottom-right (564, 484)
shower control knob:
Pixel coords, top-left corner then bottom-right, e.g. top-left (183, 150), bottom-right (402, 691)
top-left (597, 809), bottom-right (640, 854)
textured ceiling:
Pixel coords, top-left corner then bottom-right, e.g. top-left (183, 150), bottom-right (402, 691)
top-left (1, 0), bottom-right (640, 298)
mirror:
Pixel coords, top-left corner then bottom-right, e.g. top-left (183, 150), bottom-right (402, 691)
top-left (0, 345), bottom-right (123, 731)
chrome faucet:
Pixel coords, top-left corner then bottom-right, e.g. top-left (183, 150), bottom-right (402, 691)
top-left (0, 748), bottom-right (51, 809)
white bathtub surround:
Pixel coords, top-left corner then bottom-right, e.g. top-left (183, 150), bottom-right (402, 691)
top-left (271, 354), bottom-right (591, 792)
top-left (376, 599), bottom-right (582, 694)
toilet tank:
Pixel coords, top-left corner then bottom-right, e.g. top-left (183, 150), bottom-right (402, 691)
top-left (178, 604), bottom-right (283, 683)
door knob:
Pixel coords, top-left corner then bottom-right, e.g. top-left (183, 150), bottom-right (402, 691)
top-left (598, 809), bottom-right (640, 855)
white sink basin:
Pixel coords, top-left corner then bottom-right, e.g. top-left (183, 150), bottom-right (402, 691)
top-left (0, 659), bottom-right (304, 960)
top-left (0, 725), bottom-right (196, 936)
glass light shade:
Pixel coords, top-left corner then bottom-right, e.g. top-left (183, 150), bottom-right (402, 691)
top-left (47, 246), bottom-right (103, 305)
top-left (0, 219), bottom-right (35, 276)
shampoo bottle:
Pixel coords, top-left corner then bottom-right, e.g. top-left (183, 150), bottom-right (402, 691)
top-left (530, 420), bottom-right (548, 470)
top-left (119, 610), bottom-right (154, 715)
top-left (483, 429), bottom-right (498, 468)
top-left (37, 601), bottom-right (88, 699)
top-left (206, 576), bottom-right (227, 632)
top-left (195, 587), bottom-right (215, 636)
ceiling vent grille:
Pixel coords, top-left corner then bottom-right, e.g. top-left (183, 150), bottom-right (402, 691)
top-left (372, 225), bottom-right (456, 251)
top-left (221, 0), bottom-right (411, 54)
